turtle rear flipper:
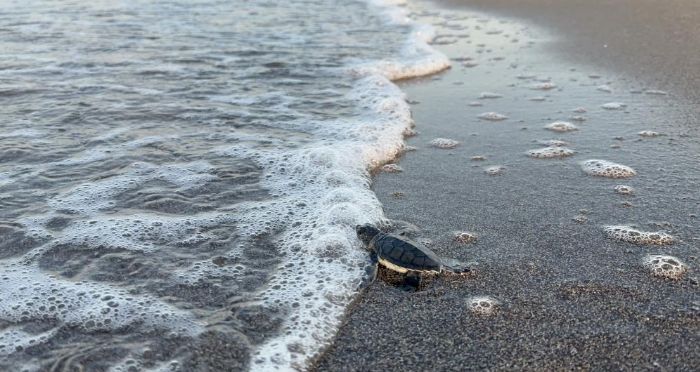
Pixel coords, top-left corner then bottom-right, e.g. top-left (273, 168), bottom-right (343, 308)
top-left (442, 264), bottom-right (472, 275)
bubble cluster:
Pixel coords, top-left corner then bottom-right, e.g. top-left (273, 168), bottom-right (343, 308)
top-left (484, 165), bottom-right (505, 175)
top-left (381, 163), bottom-right (403, 173)
top-left (538, 139), bottom-right (569, 147)
top-left (642, 255), bottom-right (688, 280)
top-left (479, 92), bottom-right (503, 99)
top-left (454, 232), bottom-right (477, 244)
top-left (429, 138), bottom-right (460, 149)
top-left (531, 82), bottom-right (556, 90)
top-left (638, 130), bottom-right (661, 137)
top-left (527, 147), bottom-right (575, 159)
top-left (478, 112), bottom-right (508, 121)
top-left (467, 296), bottom-right (501, 316)
top-left (545, 121), bottom-right (578, 133)
top-left (581, 159), bottom-right (636, 178)
top-left (603, 225), bottom-right (675, 245)
top-left (644, 90), bottom-right (668, 96)
top-left (614, 185), bottom-right (635, 195)
top-left (601, 102), bottom-right (626, 110)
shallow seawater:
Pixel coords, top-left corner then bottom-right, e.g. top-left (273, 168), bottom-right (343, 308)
top-left (0, 0), bottom-right (448, 370)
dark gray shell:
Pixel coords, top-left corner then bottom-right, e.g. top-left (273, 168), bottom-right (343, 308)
top-left (370, 233), bottom-right (442, 272)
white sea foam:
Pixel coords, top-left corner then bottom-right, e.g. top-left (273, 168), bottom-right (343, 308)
top-left (249, 1), bottom-right (453, 369)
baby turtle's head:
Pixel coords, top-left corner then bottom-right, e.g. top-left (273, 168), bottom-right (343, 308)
top-left (356, 224), bottom-right (381, 247)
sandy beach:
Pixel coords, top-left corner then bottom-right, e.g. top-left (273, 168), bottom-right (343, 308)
top-left (315, 0), bottom-right (699, 370)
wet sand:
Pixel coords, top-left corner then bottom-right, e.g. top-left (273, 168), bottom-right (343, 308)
top-left (314, 0), bottom-right (699, 370)
top-left (442, 0), bottom-right (700, 104)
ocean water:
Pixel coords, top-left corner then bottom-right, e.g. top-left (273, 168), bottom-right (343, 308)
top-left (0, 0), bottom-right (448, 370)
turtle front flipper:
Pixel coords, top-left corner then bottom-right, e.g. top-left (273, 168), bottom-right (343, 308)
top-left (404, 271), bottom-right (422, 288)
top-left (360, 251), bottom-right (379, 288)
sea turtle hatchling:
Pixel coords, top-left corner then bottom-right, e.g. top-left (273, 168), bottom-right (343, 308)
top-left (356, 224), bottom-right (470, 287)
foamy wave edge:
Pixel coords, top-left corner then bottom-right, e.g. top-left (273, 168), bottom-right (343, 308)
top-left (250, 0), bottom-right (449, 371)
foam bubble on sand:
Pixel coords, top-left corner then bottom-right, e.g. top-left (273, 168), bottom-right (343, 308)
top-left (381, 163), bottom-right (403, 173)
top-left (596, 84), bottom-right (613, 93)
top-left (603, 225), bottom-right (675, 245)
top-left (478, 112), bottom-right (508, 121)
top-left (467, 296), bottom-right (500, 316)
top-left (454, 232), bottom-right (477, 244)
top-left (468, 101), bottom-right (483, 107)
top-left (644, 89), bottom-right (668, 96)
top-left (531, 82), bottom-right (556, 90)
top-left (527, 147), bottom-right (575, 159)
top-left (581, 159), bottom-right (636, 178)
top-left (642, 255), bottom-right (688, 280)
top-left (638, 130), bottom-right (661, 137)
top-left (614, 185), bottom-right (635, 195)
top-left (601, 102), bottom-right (627, 110)
top-left (545, 121), bottom-right (578, 132)
top-left (572, 107), bottom-right (587, 113)
top-left (479, 92), bottom-right (503, 99)
top-left (429, 138), bottom-right (460, 149)
top-left (471, 155), bottom-right (487, 161)
top-left (484, 165), bottom-right (505, 175)
top-left (570, 115), bottom-right (587, 122)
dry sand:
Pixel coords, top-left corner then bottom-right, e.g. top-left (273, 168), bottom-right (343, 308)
top-left (314, 0), bottom-right (699, 370)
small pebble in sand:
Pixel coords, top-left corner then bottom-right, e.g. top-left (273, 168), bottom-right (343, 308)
top-left (429, 138), bottom-right (460, 149)
top-left (467, 296), bottom-right (501, 316)
top-left (531, 82), bottom-right (556, 90)
top-left (471, 155), bottom-right (487, 161)
top-left (614, 185), bottom-right (635, 195)
top-left (454, 232), bottom-right (477, 244)
top-left (391, 191), bottom-right (405, 199)
top-left (638, 130), bottom-right (661, 137)
top-left (484, 165), bottom-right (505, 175)
top-left (603, 225), bottom-right (675, 245)
top-left (643, 255), bottom-right (687, 280)
top-left (545, 121), bottom-right (578, 132)
top-left (572, 215), bottom-right (588, 224)
top-left (381, 164), bottom-right (402, 173)
top-left (478, 112), bottom-right (508, 121)
top-left (601, 102), bottom-right (626, 110)
top-left (479, 92), bottom-right (503, 99)
top-left (581, 159), bottom-right (636, 178)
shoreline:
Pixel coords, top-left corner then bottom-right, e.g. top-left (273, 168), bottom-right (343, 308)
top-left (314, 0), bottom-right (699, 370)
